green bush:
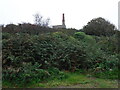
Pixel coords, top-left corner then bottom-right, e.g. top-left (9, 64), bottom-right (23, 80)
top-left (74, 32), bottom-right (118, 70)
top-left (93, 68), bottom-right (119, 79)
top-left (74, 32), bottom-right (96, 45)
top-left (95, 35), bottom-right (118, 54)
top-left (3, 31), bottom-right (118, 71)
top-left (74, 32), bottom-right (86, 40)
top-left (2, 32), bottom-right (86, 86)
top-left (2, 62), bottom-right (67, 86)
top-left (83, 17), bottom-right (116, 36)
top-left (2, 31), bottom-right (119, 87)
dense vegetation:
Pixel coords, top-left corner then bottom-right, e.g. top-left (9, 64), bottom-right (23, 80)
top-left (2, 18), bottom-right (119, 87)
top-left (83, 17), bottom-right (116, 36)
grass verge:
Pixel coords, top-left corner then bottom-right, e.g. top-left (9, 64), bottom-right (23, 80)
top-left (29, 72), bottom-right (118, 88)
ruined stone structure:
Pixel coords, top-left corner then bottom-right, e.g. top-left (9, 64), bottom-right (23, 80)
top-left (53, 13), bottom-right (66, 29)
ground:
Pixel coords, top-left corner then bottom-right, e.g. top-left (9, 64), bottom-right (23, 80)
top-left (30, 73), bottom-right (118, 88)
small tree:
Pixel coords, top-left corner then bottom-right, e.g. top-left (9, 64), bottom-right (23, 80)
top-left (42, 18), bottom-right (50, 27)
top-left (83, 17), bottom-right (116, 36)
top-left (34, 13), bottom-right (43, 26)
top-left (34, 13), bottom-right (50, 27)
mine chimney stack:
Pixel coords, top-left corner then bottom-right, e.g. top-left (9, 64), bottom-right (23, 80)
top-left (62, 13), bottom-right (65, 26)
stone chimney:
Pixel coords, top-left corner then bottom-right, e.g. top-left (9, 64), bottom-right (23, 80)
top-left (53, 13), bottom-right (66, 29)
top-left (62, 13), bottom-right (65, 26)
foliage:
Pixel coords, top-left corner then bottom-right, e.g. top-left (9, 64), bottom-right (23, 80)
top-left (74, 32), bottom-right (118, 70)
top-left (74, 32), bottom-right (95, 44)
top-left (2, 23), bottom-right (57, 34)
top-left (3, 71), bottom-right (118, 88)
top-left (74, 32), bottom-right (86, 40)
top-left (83, 17), bottom-right (116, 36)
top-left (2, 32), bottom-right (87, 71)
top-left (34, 13), bottom-right (50, 27)
top-left (95, 35), bottom-right (118, 54)
top-left (2, 28), bottom-right (119, 87)
top-left (2, 61), bottom-right (67, 86)
top-left (92, 68), bottom-right (119, 79)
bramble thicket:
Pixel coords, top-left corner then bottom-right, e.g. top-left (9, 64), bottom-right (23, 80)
top-left (2, 18), bottom-right (120, 87)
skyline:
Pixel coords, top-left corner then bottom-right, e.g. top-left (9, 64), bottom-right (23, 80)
top-left (0, 0), bottom-right (119, 29)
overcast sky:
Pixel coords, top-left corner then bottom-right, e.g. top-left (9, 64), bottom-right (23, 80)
top-left (0, 0), bottom-right (119, 29)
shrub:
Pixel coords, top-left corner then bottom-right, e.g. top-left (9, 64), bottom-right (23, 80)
top-left (3, 62), bottom-right (46, 85)
top-left (74, 32), bottom-right (118, 70)
top-left (83, 17), bottom-right (116, 36)
top-left (2, 30), bottom-right (119, 87)
top-left (2, 61), bottom-right (67, 87)
top-left (93, 68), bottom-right (119, 79)
top-left (74, 32), bottom-right (86, 40)
top-left (74, 32), bottom-right (96, 45)
top-left (2, 32), bottom-right (87, 86)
